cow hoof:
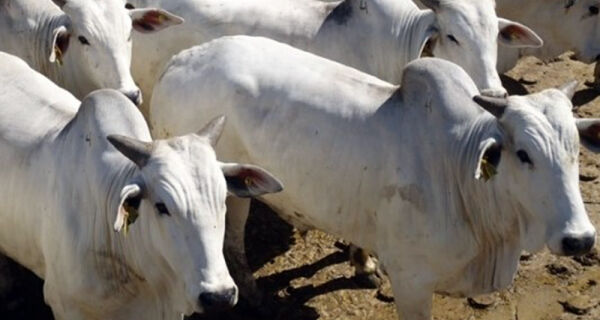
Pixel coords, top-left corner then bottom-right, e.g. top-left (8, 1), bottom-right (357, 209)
top-left (353, 272), bottom-right (382, 289)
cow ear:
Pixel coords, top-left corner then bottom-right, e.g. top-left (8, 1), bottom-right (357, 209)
top-left (497, 18), bottom-right (543, 48)
top-left (475, 138), bottom-right (502, 181)
top-left (114, 183), bottom-right (144, 233)
top-left (221, 163), bottom-right (283, 197)
top-left (130, 8), bottom-right (184, 34)
top-left (576, 119), bottom-right (600, 153)
top-left (49, 26), bottom-right (70, 65)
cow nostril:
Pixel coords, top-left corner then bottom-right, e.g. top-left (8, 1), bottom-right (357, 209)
top-left (199, 288), bottom-right (237, 311)
top-left (562, 236), bottom-right (595, 256)
top-left (595, 54), bottom-right (600, 62)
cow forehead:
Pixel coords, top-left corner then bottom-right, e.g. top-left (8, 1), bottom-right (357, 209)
top-left (148, 138), bottom-right (223, 186)
top-left (141, 141), bottom-right (227, 212)
top-left (504, 94), bottom-right (578, 155)
top-left (438, 1), bottom-right (498, 33)
top-left (63, 0), bottom-right (131, 34)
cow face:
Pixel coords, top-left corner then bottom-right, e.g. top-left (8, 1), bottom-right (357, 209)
top-left (422, 0), bottom-right (542, 97)
top-left (49, 0), bottom-right (182, 105)
top-left (558, 0), bottom-right (600, 63)
top-left (107, 116), bottom-right (283, 314)
top-left (473, 83), bottom-right (597, 257)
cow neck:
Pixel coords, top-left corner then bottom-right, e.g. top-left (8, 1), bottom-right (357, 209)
top-left (319, 0), bottom-right (435, 83)
top-left (451, 114), bottom-right (527, 292)
top-left (98, 164), bottom-right (166, 294)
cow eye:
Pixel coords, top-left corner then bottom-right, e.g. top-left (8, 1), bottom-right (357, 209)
top-left (447, 34), bottom-right (459, 45)
top-left (155, 203), bottom-right (170, 216)
top-left (125, 3), bottom-right (135, 9)
top-left (590, 5), bottom-right (599, 15)
top-left (78, 36), bottom-right (90, 46)
top-left (516, 150), bottom-right (533, 166)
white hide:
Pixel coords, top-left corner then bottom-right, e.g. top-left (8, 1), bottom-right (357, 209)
top-left (495, 0), bottom-right (600, 73)
top-left (150, 36), bottom-right (597, 319)
top-left (0, 0), bottom-right (182, 105)
top-left (128, 0), bottom-right (541, 115)
top-left (0, 53), bottom-right (282, 319)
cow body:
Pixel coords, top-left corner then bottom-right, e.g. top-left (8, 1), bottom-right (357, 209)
top-left (0, 52), bottom-right (283, 320)
top-left (0, 0), bottom-right (182, 105)
top-left (150, 36), bottom-right (597, 319)
top-left (129, 0), bottom-right (542, 115)
top-left (495, 0), bottom-right (600, 73)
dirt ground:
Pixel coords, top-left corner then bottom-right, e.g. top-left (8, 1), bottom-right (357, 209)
top-left (2, 53), bottom-right (600, 320)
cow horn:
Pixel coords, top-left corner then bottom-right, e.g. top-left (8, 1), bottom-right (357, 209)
top-left (473, 95), bottom-right (508, 118)
top-left (557, 80), bottom-right (578, 100)
top-left (196, 115), bottom-right (227, 147)
top-left (51, 0), bottom-right (67, 8)
top-left (420, 0), bottom-right (441, 10)
top-left (107, 135), bottom-right (153, 168)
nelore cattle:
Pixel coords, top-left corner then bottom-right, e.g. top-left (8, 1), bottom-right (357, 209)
top-left (0, 52), bottom-right (283, 320)
top-left (495, 0), bottom-right (600, 78)
top-left (127, 0), bottom-right (542, 115)
top-left (0, 0), bottom-right (182, 105)
top-left (150, 36), bottom-right (597, 319)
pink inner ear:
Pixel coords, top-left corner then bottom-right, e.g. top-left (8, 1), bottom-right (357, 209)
top-left (133, 11), bottom-right (165, 33)
top-left (500, 25), bottom-right (527, 42)
top-left (143, 11), bottom-right (164, 25)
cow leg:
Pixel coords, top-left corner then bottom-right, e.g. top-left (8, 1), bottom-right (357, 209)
top-left (349, 244), bottom-right (383, 288)
top-left (223, 197), bottom-right (261, 306)
top-left (387, 271), bottom-right (434, 320)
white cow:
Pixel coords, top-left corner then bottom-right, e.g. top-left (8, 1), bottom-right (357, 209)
top-left (495, 0), bottom-right (600, 76)
top-left (127, 0), bottom-right (542, 115)
top-left (0, 0), bottom-right (183, 105)
top-left (150, 36), bottom-right (598, 319)
top-left (0, 52), bottom-right (283, 320)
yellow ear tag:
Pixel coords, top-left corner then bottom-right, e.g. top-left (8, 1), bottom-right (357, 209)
top-left (480, 158), bottom-right (497, 182)
top-left (122, 202), bottom-right (139, 235)
top-left (54, 46), bottom-right (64, 66)
top-left (244, 176), bottom-right (253, 187)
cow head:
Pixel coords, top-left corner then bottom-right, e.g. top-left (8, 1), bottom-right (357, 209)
top-left (421, 0), bottom-right (542, 97)
top-left (49, 0), bottom-right (183, 105)
top-left (107, 116), bottom-right (283, 314)
top-left (557, 0), bottom-right (600, 63)
top-left (472, 82), bottom-right (597, 256)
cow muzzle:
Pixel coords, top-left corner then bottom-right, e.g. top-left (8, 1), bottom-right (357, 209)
top-left (198, 287), bottom-right (238, 312)
top-left (561, 233), bottom-right (596, 256)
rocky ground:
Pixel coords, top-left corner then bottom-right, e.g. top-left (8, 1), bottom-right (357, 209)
top-left (2, 53), bottom-right (600, 320)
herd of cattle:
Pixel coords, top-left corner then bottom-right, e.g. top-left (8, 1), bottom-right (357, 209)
top-left (0, 0), bottom-right (599, 319)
